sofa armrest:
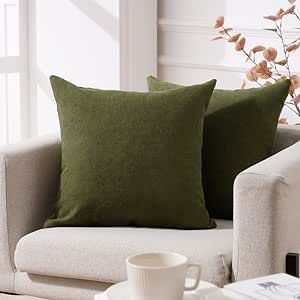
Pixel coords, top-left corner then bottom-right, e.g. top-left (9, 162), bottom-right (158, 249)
top-left (0, 135), bottom-right (61, 292)
top-left (232, 141), bottom-right (300, 281)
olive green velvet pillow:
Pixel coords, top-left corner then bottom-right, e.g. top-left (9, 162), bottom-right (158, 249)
top-left (44, 76), bottom-right (217, 229)
top-left (147, 76), bottom-right (290, 219)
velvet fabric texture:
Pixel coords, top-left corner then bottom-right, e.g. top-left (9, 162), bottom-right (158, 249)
top-left (45, 76), bottom-right (217, 229)
top-left (147, 76), bottom-right (290, 219)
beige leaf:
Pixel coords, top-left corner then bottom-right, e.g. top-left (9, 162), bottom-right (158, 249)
top-left (291, 74), bottom-right (300, 91)
top-left (280, 76), bottom-right (288, 81)
top-left (211, 36), bottom-right (224, 41)
top-left (258, 73), bottom-right (272, 80)
top-left (287, 43), bottom-right (300, 52)
top-left (289, 0), bottom-right (296, 4)
top-left (235, 37), bottom-right (246, 51)
top-left (278, 118), bottom-right (288, 124)
top-left (263, 47), bottom-right (278, 61)
top-left (228, 33), bottom-right (241, 43)
top-left (293, 94), bottom-right (300, 105)
top-left (256, 60), bottom-right (268, 72)
top-left (285, 5), bottom-right (296, 14)
top-left (276, 8), bottom-right (285, 19)
top-left (214, 16), bottom-right (224, 28)
top-left (256, 60), bottom-right (272, 79)
top-left (264, 15), bottom-right (278, 21)
top-left (275, 59), bottom-right (288, 66)
top-left (219, 28), bottom-right (233, 35)
top-left (252, 45), bottom-right (266, 53)
top-left (241, 80), bottom-right (247, 89)
top-left (246, 67), bottom-right (259, 82)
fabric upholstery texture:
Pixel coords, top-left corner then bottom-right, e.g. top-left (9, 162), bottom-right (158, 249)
top-left (46, 76), bottom-right (216, 229)
top-left (15, 273), bottom-right (109, 300)
top-left (0, 293), bottom-right (45, 300)
top-left (232, 141), bottom-right (300, 281)
top-left (0, 135), bottom-right (61, 293)
top-left (15, 219), bottom-right (232, 288)
top-left (0, 124), bottom-right (299, 299)
top-left (273, 124), bottom-right (300, 153)
top-left (147, 76), bottom-right (291, 219)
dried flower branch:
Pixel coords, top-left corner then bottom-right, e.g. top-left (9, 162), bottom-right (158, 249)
top-left (212, 0), bottom-right (300, 124)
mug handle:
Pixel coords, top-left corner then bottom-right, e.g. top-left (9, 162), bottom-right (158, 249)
top-left (184, 264), bottom-right (201, 291)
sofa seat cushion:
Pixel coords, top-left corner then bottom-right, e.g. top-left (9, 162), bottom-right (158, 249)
top-left (15, 220), bottom-right (233, 287)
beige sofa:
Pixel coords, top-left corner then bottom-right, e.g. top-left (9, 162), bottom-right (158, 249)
top-left (0, 125), bottom-right (300, 300)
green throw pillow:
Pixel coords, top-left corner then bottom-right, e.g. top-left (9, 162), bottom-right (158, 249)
top-left (147, 76), bottom-right (290, 219)
top-left (44, 76), bottom-right (217, 229)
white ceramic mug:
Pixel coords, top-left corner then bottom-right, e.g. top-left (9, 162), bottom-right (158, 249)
top-left (126, 252), bottom-right (201, 300)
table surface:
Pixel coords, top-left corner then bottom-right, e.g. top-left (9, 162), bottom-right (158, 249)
top-left (97, 280), bottom-right (250, 300)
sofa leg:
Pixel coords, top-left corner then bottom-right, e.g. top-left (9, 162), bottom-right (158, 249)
top-left (286, 253), bottom-right (299, 277)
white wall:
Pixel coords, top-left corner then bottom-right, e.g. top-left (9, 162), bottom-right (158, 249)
top-left (28, 0), bottom-right (121, 136)
top-left (27, 0), bottom-right (157, 136)
top-left (158, 0), bottom-right (300, 123)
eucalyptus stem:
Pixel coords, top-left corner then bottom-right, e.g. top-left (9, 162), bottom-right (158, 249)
top-left (275, 20), bottom-right (291, 78)
top-left (221, 26), bottom-right (278, 85)
top-left (270, 62), bottom-right (282, 77)
top-left (214, 13), bottom-right (300, 120)
top-left (255, 79), bottom-right (263, 87)
top-left (272, 20), bottom-right (300, 116)
top-left (221, 26), bottom-right (257, 66)
top-left (293, 11), bottom-right (300, 22)
top-left (285, 102), bottom-right (299, 115)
